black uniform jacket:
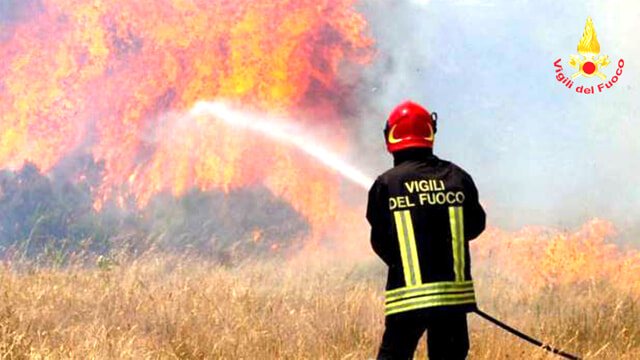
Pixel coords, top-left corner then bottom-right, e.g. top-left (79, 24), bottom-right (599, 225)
top-left (367, 150), bottom-right (486, 316)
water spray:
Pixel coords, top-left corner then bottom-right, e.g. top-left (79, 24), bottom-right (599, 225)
top-left (190, 100), bottom-right (582, 359)
top-left (189, 101), bottom-right (374, 191)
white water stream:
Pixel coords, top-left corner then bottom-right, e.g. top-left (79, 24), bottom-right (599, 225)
top-left (189, 101), bottom-right (375, 191)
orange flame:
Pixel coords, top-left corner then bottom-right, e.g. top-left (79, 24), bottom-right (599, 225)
top-left (0, 0), bottom-right (373, 236)
top-left (473, 219), bottom-right (640, 297)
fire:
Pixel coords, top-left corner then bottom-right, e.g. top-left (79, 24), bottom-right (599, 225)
top-left (577, 16), bottom-right (601, 55)
top-left (473, 219), bottom-right (640, 297)
top-left (0, 1), bottom-right (373, 235)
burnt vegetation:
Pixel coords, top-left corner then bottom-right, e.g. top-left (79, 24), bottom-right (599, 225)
top-left (0, 160), bottom-right (308, 264)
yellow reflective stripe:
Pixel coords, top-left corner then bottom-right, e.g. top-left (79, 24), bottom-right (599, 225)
top-left (385, 292), bottom-right (476, 316)
top-left (385, 281), bottom-right (474, 303)
top-left (393, 210), bottom-right (422, 286)
top-left (449, 206), bottom-right (462, 281)
top-left (403, 210), bottom-right (422, 285)
top-left (394, 211), bottom-right (413, 286)
top-left (449, 206), bottom-right (465, 282)
top-left (459, 208), bottom-right (466, 280)
top-left (385, 280), bottom-right (474, 298)
top-left (386, 292), bottom-right (475, 311)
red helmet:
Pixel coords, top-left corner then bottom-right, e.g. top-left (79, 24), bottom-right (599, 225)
top-left (384, 101), bottom-right (437, 153)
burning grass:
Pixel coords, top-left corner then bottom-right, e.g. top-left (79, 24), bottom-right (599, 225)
top-left (1, 238), bottom-right (639, 359)
top-left (0, 0), bottom-right (373, 238)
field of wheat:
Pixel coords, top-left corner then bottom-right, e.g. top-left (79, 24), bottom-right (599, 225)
top-left (1, 219), bottom-right (639, 359)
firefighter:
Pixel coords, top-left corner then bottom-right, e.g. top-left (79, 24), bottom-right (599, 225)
top-left (367, 101), bottom-right (486, 360)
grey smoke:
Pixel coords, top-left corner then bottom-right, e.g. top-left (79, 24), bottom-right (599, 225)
top-left (2, 0), bottom-right (639, 242)
top-left (352, 0), bottom-right (640, 239)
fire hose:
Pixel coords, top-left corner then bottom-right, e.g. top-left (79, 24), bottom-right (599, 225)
top-left (474, 309), bottom-right (582, 360)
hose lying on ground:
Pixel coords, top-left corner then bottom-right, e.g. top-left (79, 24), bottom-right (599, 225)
top-left (474, 309), bottom-right (582, 360)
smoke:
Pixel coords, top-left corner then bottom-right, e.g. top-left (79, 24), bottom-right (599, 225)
top-left (1, 0), bottom-right (375, 256)
top-left (0, 159), bottom-right (309, 261)
top-left (2, 0), bottom-right (639, 259)
top-left (0, 1), bottom-right (34, 21)
top-left (354, 0), bottom-right (640, 238)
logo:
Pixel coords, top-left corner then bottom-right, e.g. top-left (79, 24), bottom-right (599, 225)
top-left (387, 125), bottom-right (403, 144)
top-left (387, 124), bottom-right (434, 144)
top-left (553, 17), bottom-right (625, 94)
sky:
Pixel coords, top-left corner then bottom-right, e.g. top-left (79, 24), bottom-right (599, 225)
top-left (354, 0), bottom-right (640, 234)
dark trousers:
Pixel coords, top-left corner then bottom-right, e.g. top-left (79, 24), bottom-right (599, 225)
top-left (377, 311), bottom-right (469, 360)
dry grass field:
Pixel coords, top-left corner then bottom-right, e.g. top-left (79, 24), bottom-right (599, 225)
top-left (1, 220), bottom-right (639, 359)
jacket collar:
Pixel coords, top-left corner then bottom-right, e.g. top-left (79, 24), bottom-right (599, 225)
top-left (393, 148), bottom-right (436, 166)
